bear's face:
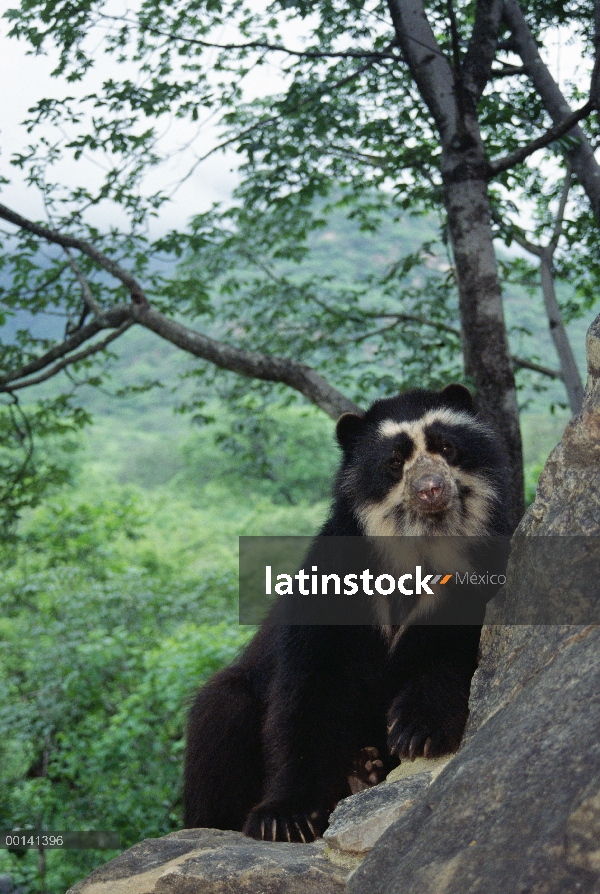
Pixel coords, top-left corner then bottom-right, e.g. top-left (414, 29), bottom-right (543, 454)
top-left (336, 386), bottom-right (504, 537)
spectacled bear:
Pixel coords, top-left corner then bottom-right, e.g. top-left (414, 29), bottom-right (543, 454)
top-left (183, 384), bottom-right (511, 841)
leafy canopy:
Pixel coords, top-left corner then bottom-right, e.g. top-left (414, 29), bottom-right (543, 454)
top-left (0, 0), bottom-right (598, 529)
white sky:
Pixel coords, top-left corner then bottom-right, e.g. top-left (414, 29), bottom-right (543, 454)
top-left (0, 18), bottom-right (243, 232)
top-left (0, 12), bottom-right (592, 238)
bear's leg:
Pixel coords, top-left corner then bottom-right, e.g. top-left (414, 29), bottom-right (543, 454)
top-left (241, 694), bottom-right (354, 842)
top-left (386, 625), bottom-right (481, 760)
top-left (242, 626), bottom-right (386, 842)
top-left (184, 665), bottom-right (264, 831)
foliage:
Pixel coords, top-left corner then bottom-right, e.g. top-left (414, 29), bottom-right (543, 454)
top-left (0, 395), bottom-right (86, 537)
top-left (0, 495), bottom-right (252, 893)
top-left (19, 493), bottom-right (144, 571)
top-left (0, 401), bottom-right (338, 893)
top-left (180, 406), bottom-right (338, 506)
top-left (0, 0), bottom-right (597, 471)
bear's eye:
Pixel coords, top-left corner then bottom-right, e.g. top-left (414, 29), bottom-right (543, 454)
top-left (389, 453), bottom-right (403, 475)
top-left (441, 442), bottom-right (455, 460)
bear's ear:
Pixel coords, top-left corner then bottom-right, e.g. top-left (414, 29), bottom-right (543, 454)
top-left (336, 412), bottom-right (365, 450)
top-left (441, 383), bottom-right (474, 413)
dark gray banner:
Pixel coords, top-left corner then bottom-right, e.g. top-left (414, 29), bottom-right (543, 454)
top-left (1, 831), bottom-right (120, 850)
top-left (238, 536), bottom-right (600, 625)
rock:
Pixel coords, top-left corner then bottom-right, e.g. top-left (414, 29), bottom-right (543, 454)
top-left (66, 828), bottom-right (348, 894)
top-left (319, 753), bottom-right (454, 869)
top-left (323, 847), bottom-right (364, 872)
top-left (384, 754), bottom-right (452, 784)
top-left (517, 310), bottom-right (600, 537)
top-left (348, 626), bottom-right (600, 894)
top-left (0, 876), bottom-right (18, 894)
top-left (323, 756), bottom-right (453, 859)
top-left (324, 773), bottom-right (432, 855)
top-left (348, 313), bottom-right (600, 894)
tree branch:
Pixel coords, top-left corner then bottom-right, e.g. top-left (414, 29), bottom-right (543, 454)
top-left (337, 311), bottom-right (460, 347)
top-left (63, 248), bottom-right (104, 318)
top-left (337, 319), bottom-right (404, 347)
top-left (378, 312), bottom-right (460, 336)
top-left (0, 204), bottom-right (358, 418)
top-left (490, 64), bottom-right (525, 77)
top-left (386, 0), bottom-right (459, 147)
top-left (3, 322), bottom-right (133, 392)
top-left (0, 203), bottom-right (149, 307)
top-left (511, 356), bottom-right (561, 378)
top-left (0, 306), bottom-right (132, 386)
top-left (549, 165), bottom-right (572, 252)
top-left (98, 13), bottom-right (400, 61)
top-left (488, 99), bottom-right (595, 176)
top-left (502, 0), bottom-right (600, 222)
top-left (491, 205), bottom-right (542, 256)
top-left (446, 0), bottom-right (469, 141)
top-left (493, 166), bottom-right (571, 256)
top-left (493, 169), bottom-right (584, 412)
top-left (309, 290), bottom-right (560, 380)
top-left (343, 311), bottom-right (560, 379)
top-left (328, 143), bottom-right (392, 169)
top-left (538, 252), bottom-right (584, 412)
top-left (463, 0), bottom-right (504, 104)
top-left (133, 305), bottom-right (359, 419)
top-left (193, 48), bottom-right (394, 167)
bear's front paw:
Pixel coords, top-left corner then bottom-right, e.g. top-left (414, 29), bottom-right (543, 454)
top-left (243, 803), bottom-right (329, 842)
top-left (387, 690), bottom-right (467, 760)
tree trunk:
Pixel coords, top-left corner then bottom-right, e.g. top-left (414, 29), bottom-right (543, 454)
top-left (503, 0), bottom-right (600, 224)
top-left (539, 252), bottom-right (584, 414)
top-left (442, 144), bottom-right (524, 526)
top-left (387, 0), bottom-right (524, 527)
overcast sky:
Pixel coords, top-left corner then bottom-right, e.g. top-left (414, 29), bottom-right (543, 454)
top-left (0, 19), bottom-right (244, 233)
top-left (0, 12), bottom-right (591, 238)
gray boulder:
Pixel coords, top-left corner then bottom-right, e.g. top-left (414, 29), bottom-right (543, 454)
top-left (66, 828), bottom-right (348, 893)
top-left (323, 755), bottom-right (453, 862)
top-left (324, 772), bottom-right (433, 855)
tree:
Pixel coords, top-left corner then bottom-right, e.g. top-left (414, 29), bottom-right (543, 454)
top-left (1, 0), bottom-right (599, 529)
top-left (494, 166), bottom-right (585, 415)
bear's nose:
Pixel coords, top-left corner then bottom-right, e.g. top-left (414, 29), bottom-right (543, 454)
top-left (414, 475), bottom-right (445, 503)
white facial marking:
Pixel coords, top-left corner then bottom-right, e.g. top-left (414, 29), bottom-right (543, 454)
top-left (358, 412), bottom-right (498, 538)
top-left (357, 407), bottom-right (501, 646)
top-left (378, 409), bottom-right (490, 439)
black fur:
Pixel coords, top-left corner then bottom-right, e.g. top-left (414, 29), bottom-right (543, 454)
top-left (183, 385), bottom-right (511, 841)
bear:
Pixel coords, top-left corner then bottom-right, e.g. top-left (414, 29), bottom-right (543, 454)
top-left (183, 384), bottom-right (511, 841)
